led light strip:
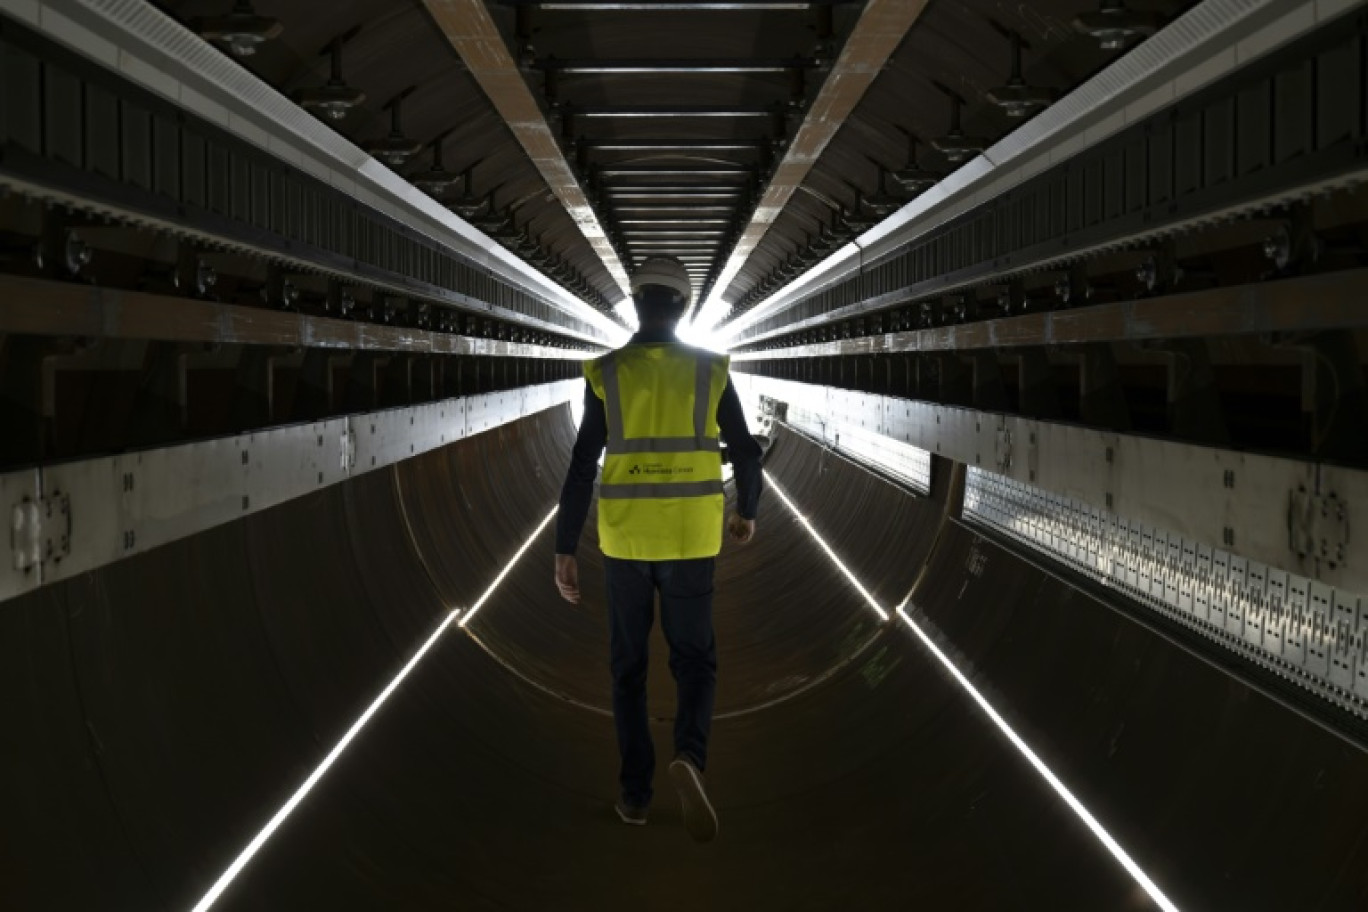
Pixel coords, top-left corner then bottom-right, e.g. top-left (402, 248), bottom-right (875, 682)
top-left (766, 469), bottom-right (1177, 910)
top-left (459, 506), bottom-right (559, 628)
top-left (764, 469), bottom-right (889, 622)
top-left (188, 608), bottom-right (461, 911)
top-left (894, 604), bottom-right (1180, 911)
top-left (190, 505), bottom-right (557, 910)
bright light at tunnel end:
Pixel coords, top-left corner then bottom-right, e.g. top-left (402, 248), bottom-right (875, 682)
top-left (893, 604), bottom-right (1180, 912)
top-left (190, 505), bottom-right (558, 911)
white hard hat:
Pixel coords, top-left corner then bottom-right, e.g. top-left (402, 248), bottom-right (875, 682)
top-left (630, 256), bottom-right (692, 306)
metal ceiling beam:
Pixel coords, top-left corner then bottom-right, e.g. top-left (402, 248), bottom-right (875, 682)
top-left (585, 141), bottom-right (765, 151)
top-left (502, 2), bottom-right (855, 9)
top-left (624, 236), bottom-right (724, 243)
top-left (600, 168), bottom-right (752, 177)
top-left (537, 58), bottom-right (817, 74)
top-left (419, 0), bottom-right (631, 300)
top-left (616, 219), bottom-right (732, 225)
top-left (613, 207), bottom-right (736, 214)
top-left (699, 0), bottom-right (931, 317)
top-left (627, 248), bottom-right (723, 253)
top-left (619, 225), bottom-right (730, 232)
top-left (624, 250), bottom-right (722, 255)
top-left (572, 106), bottom-right (775, 118)
top-left (604, 186), bottom-right (745, 194)
top-left (608, 194), bottom-right (742, 202)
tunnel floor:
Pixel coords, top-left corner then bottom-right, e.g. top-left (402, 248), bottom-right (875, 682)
top-left (211, 469), bottom-right (1146, 910)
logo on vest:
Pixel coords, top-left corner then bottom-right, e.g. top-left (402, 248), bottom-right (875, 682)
top-left (628, 463), bottom-right (694, 477)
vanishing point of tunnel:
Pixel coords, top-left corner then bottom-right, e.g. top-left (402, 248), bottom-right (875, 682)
top-left (3, 0), bottom-right (1368, 909)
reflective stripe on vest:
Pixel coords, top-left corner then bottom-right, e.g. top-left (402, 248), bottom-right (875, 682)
top-left (600, 353), bottom-right (718, 454)
top-left (585, 344), bottom-right (729, 560)
top-left (599, 480), bottom-right (725, 499)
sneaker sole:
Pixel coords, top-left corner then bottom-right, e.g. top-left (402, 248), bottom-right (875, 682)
top-left (615, 805), bottom-right (647, 826)
top-left (668, 759), bottom-right (718, 843)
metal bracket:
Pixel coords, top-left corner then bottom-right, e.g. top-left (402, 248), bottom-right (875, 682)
top-left (11, 491), bottom-right (72, 575)
top-left (340, 429), bottom-right (357, 473)
top-left (994, 423), bottom-right (1013, 473)
top-left (11, 499), bottom-right (39, 574)
top-left (1290, 486), bottom-right (1351, 572)
top-left (759, 396), bottom-right (789, 423)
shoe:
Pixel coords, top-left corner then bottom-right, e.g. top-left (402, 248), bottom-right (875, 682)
top-left (668, 755), bottom-right (718, 843)
top-left (615, 800), bottom-right (648, 826)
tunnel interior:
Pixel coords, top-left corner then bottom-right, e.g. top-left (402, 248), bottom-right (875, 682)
top-left (3, 0), bottom-right (1368, 909)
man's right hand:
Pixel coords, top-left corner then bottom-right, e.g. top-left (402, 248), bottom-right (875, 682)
top-left (728, 513), bottom-right (756, 545)
top-left (554, 554), bottom-right (580, 603)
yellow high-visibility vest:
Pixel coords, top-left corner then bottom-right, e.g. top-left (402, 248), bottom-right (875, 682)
top-left (585, 343), bottom-right (730, 560)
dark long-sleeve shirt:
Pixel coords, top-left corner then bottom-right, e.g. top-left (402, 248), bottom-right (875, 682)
top-left (555, 329), bottom-right (763, 556)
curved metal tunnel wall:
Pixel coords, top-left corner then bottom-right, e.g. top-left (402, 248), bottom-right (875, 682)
top-left (4, 409), bottom-right (1368, 910)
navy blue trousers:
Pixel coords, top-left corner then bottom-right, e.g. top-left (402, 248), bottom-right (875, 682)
top-left (605, 556), bottom-right (717, 808)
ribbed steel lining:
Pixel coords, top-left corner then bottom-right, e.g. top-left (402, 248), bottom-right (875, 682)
top-left (720, 0), bottom-right (1350, 343)
top-left (731, 6), bottom-right (1368, 346)
top-left (0, 2), bottom-right (616, 340)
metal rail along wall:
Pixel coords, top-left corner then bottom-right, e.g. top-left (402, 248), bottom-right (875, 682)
top-left (965, 467), bottom-right (1368, 729)
top-left (731, 6), bottom-right (1368, 345)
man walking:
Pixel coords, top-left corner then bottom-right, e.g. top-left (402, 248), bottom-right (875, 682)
top-left (553, 256), bottom-right (763, 843)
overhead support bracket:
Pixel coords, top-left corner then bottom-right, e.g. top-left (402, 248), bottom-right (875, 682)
top-left (420, 0), bottom-right (632, 301)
